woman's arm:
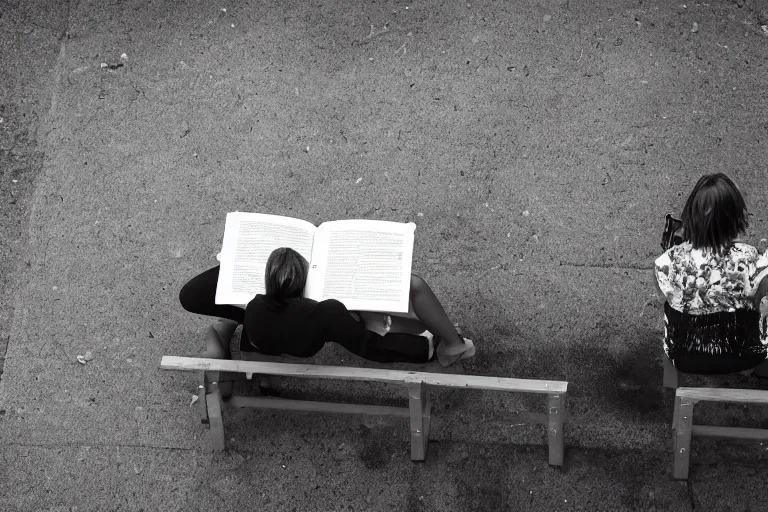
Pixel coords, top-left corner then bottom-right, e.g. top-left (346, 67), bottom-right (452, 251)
top-left (751, 267), bottom-right (768, 305)
top-left (654, 252), bottom-right (674, 303)
top-left (756, 276), bottom-right (768, 304)
top-left (654, 269), bottom-right (667, 299)
top-left (744, 247), bottom-right (768, 305)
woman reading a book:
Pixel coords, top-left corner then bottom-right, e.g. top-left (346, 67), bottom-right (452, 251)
top-left (179, 248), bottom-right (475, 377)
top-left (654, 173), bottom-right (768, 375)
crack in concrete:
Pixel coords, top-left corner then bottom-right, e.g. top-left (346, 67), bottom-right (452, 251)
top-left (558, 261), bottom-right (653, 271)
top-left (686, 478), bottom-right (697, 510)
top-left (0, 0), bottom-right (72, 383)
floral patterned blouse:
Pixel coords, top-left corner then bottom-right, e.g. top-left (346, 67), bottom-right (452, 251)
top-left (655, 242), bottom-right (768, 315)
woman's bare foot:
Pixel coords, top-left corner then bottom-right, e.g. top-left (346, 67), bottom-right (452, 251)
top-left (359, 312), bottom-right (392, 336)
top-left (436, 338), bottom-right (476, 367)
top-left (432, 324), bottom-right (474, 366)
top-left (258, 375), bottom-right (281, 397)
top-left (419, 330), bottom-right (435, 360)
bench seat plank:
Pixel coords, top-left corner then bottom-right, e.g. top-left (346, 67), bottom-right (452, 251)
top-left (161, 356), bottom-right (568, 394)
top-left (677, 387), bottom-right (768, 405)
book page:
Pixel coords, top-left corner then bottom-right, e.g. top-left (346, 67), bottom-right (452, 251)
top-left (215, 212), bottom-right (316, 305)
top-left (304, 220), bottom-right (416, 313)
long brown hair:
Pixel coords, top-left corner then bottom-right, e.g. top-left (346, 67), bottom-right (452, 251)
top-left (681, 173), bottom-right (748, 252)
top-left (264, 247), bottom-right (308, 303)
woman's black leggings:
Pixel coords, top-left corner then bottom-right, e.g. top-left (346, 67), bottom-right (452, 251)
top-left (179, 266), bottom-right (252, 350)
top-left (309, 299), bottom-right (430, 364)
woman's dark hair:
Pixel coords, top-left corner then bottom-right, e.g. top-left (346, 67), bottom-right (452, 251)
top-left (264, 247), bottom-right (308, 303)
top-left (681, 173), bottom-right (748, 251)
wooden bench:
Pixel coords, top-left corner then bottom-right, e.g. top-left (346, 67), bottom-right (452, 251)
top-left (673, 387), bottom-right (768, 479)
top-left (160, 355), bottom-right (569, 465)
top-left (664, 355), bottom-right (761, 429)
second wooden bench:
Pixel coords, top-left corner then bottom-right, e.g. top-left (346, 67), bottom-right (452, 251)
top-left (673, 387), bottom-right (768, 479)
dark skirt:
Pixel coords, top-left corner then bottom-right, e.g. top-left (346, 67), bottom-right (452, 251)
top-left (664, 302), bottom-right (767, 374)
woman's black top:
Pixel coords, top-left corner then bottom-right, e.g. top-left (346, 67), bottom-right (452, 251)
top-left (244, 295), bottom-right (429, 363)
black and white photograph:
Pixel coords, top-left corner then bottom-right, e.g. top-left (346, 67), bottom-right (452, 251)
top-left (1, 0), bottom-right (767, 510)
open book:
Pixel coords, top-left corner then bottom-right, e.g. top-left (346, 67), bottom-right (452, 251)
top-left (215, 212), bottom-right (416, 313)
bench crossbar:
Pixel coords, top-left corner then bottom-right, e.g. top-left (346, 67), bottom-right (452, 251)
top-left (692, 425), bottom-right (768, 440)
top-left (228, 395), bottom-right (410, 417)
top-left (677, 387), bottom-right (768, 404)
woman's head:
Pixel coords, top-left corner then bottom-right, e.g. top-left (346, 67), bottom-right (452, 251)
top-left (682, 173), bottom-right (748, 251)
top-left (264, 247), bottom-right (308, 302)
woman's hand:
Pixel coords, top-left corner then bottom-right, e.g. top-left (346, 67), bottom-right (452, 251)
top-left (358, 311), bottom-right (392, 336)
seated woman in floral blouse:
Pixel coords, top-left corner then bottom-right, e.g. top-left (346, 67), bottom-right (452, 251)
top-left (655, 173), bottom-right (768, 375)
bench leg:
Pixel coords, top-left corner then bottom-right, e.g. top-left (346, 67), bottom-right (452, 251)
top-left (672, 394), bottom-right (681, 431)
top-left (207, 383), bottom-right (226, 451)
top-left (258, 375), bottom-right (282, 392)
top-left (240, 352), bottom-right (284, 392)
top-left (663, 356), bottom-right (679, 389)
top-left (408, 382), bottom-right (428, 461)
top-left (198, 384), bottom-right (209, 424)
top-left (547, 393), bottom-right (565, 466)
top-left (673, 399), bottom-right (695, 480)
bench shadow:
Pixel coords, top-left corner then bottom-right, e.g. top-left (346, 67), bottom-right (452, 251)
top-left (568, 329), bottom-right (666, 417)
top-left (401, 443), bottom-right (689, 512)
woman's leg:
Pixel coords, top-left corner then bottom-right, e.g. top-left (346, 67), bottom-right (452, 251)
top-left (179, 266), bottom-right (246, 324)
top-left (179, 266), bottom-right (244, 396)
top-left (388, 315), bottom-right (427, 335)
top-left (179, 266), bottom-right (245, 356)
top-left (355, 275), bottom-right (455, 337)
top-left (356, 274), bottom-right (474, 365)
top-left (405, 274), bottom-right (474, 365)
top-left (203, 320), bottom-right (238, 358)
top-left (318, 300), bottom-right (431, 364)
top-left (393, 275), bottom-right (460, 343)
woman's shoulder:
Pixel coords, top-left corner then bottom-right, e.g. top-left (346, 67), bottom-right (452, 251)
top-left (730, 242), bottom-right (759, 260)
top-left (246, 295), bottom-right (316, 309)
top-left (315, 298), bottom-right (347, 311)
top-left (655, 242), bottom-right (691, 270)
top-left (658, 243), bottom-right (759, 267)
top-left (730, 243), bottom-right (768, 279)
top-left (246, 294), bottom-right (266, 307)
top-left (655, 250), bottom-right (672, 269)
top-left (245, 296), bottom-right (321, 324)
top-left (244, 295), bottom-right (268, 317)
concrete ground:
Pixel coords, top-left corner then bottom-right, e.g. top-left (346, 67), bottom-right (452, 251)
top-left (2, 0), bottom-right (768, 510)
